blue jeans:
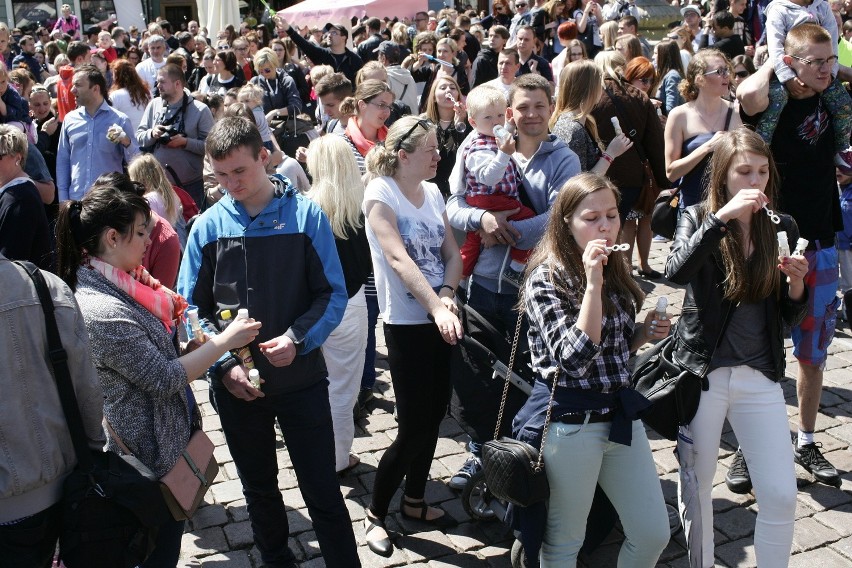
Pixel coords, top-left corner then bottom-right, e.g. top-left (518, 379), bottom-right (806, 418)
top-left (0, 503), bottom-right (60, 568)
top-left (360, 293), bottom-right (380, 391)
top-left (211, 379), bottom-right (359, 567)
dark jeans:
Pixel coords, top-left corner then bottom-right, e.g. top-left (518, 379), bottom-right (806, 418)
top-left (211, 379), bottom-right (359, 568)
top-left (0, 503), bottom-right (61, 568)
top-left (140, 518), bottom-right (185, 568)
top-left (370, 323), bottom-right (452, 518)
top-left (450, 281), bottom-right (529, 450)
top-left (360, 293), bottom-right (380, 390)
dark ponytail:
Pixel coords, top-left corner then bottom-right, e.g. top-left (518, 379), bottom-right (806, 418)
top-left (55, 180), bottom-right (150, 291)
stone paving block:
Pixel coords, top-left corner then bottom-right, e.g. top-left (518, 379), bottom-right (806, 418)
top-left (356, 545), bottom-right (410, 568)
top-left (300, 557), bottom-right (327, 568)
top-left (210, 479), bottom-right (244, 504)
top-left (226, 499), bottom-right (249, 522)
top-left (479, 545), bottom-right (513, 568)
top-left (297, 531), bottom-right (321, 559)
top-left (428, 553), bottom-right (489, 567)
top-left (281, 487), bottom-right (307, 510)
top-left (223, 461), bottom-right (238, 481)
top-left (813, 503), bottom-right (852, 537)
top-left (791, 516), bottom-right (842, 553)
top-left (796, 481), bottom-right (852, 511)
top-left (829, 535), bottom-right (852, 560)
top-left (789, 547), bottom-right (852, 567)
top-left (444, 523), bottom-right (489, 552)
top-left (207, 429), bottom-right (226, 446)
top-left (287, 507), bottom-right (314, 535)
top-left (714, 537), bottom-right (757, 568)
top-left (277, 467), bottom-right (299, 490)
top-left (223, 520), bottom-right (255, 549)
top-left (397, 530), bottom-right (458, 562)
top-left (191, 504), bottom-right (228, 530)
top-left (715, 507), bottom-right (757, 541)
top-left (180, 527), bottom-right (229, 558)
top-left (197, 550), bottom-right (252, 568)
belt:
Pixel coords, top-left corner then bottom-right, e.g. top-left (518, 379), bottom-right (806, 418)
top-left (557, 412), bottom-right (614, 424)
top-left (805, 237), bottom-right (835, 251)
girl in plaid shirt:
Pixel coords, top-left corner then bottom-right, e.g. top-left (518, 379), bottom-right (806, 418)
top-left (514, 172), bottom-right (671, 567)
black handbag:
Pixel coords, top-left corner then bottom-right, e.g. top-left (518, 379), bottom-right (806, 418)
top-left (481, 315), bottom-right (556, 507)
top-left (13, 262), bottom-right (172, 568)
top-left (651, 188), bottom-right (681, 240)
top-left (271, 113), bottom-right (314, 159)
top-left (630, 329), bottom-right (704, 441)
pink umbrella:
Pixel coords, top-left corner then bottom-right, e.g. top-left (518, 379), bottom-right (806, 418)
top-left (278, 0), bottom-right (427, 31)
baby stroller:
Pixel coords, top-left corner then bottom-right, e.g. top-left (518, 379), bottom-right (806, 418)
top-left (452, 300), bottom-right (681, 567)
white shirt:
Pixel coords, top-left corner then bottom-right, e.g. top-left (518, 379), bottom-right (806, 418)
top-left (135, 58), bottom-right (166, 91)
top-left (365, 177), bottom-right (446, 324)
top-left (110, 88), bottom-right (148, 132)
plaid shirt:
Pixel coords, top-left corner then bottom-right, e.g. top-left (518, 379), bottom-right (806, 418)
top-left (463, 134), bottom-right (521, 199)
top-left (524, 261), bottom-right (636, 402)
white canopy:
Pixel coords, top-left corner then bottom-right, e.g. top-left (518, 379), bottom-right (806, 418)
top-left (197, 0), bottom-right (243, 38)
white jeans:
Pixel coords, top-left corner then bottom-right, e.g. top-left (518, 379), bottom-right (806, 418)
top-left (540, 419), bottom-right (670, 568)
top-left (321, 287), bottom-right (368, 471)
top-left (689, 366), bottom-right (796, 568)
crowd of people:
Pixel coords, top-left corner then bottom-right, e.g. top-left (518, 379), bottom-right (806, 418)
top-left (1, 0), bottom-right (852, 566)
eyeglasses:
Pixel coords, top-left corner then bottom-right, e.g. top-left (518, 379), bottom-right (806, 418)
top-left (367, 100), bottom-right (393, 112)
top-left (790, 55), bottom-right (838, 69)
top-left (702, 67), bottom-right (730, 77)
top-left (734, 70), bottom-right (749, 78)
top-left (326, 30), bottom-right (341, 36)
top-left (394, 119), bottom-right (433, 151)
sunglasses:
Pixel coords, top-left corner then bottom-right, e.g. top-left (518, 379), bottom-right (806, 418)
top-left (516, 2), bottom-right (527, 6)
top-left (395, 119), bottom-right (433, 151)
top-left (637, 77), bottom-right (652, 84)
top-left (702, 67), bottom-right (730, 77)
top-left (734, 70), bottom-right (749, 78)
top-left (260, 67), bottom-right (273, 73)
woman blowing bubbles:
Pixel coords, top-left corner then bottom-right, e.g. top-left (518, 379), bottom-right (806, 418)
top-left (665, 128), bottom-right (808, 567)
top-left (513, 172), bottom-right (671, 567)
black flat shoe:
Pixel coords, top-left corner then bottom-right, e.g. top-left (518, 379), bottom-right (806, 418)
top-left (399, 497), bottom-right (457, 529)
top-left (364, 512), bottom-right (393, 557)
top-left (637, 268), bottom-right (662, 280)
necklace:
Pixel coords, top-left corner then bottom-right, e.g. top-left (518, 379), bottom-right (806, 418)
top-left (695, 101), bottom-right (724, 133)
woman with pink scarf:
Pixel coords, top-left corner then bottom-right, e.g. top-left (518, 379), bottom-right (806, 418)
top-left (55, 175), bottom-right (260, 567)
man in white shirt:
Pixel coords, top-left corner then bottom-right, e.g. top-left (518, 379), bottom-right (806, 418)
top-left (135, 35), bottom-right (167, 90)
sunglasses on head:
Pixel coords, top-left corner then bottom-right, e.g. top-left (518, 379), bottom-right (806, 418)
top-left (395, 119), bottom-right (433, 151)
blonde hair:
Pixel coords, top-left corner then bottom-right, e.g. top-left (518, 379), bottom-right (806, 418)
top-left (594, 49), bottom-right (626, 81)
top-left (339, 79), bottom-right (394, 117)
top-left (356, 61), bottom-right (388, 85)
top-left (237, 82), bottom-right (264, 106)
top-left (600, 21), bottom-right (619, 50)
top-left (0, 124), bottom-right (27, 161)
top-left (309, 64), bottom-right (334, 85)
top-left (127, 154), bottom-right (180, 224)
top-left (366, 115), bottom-right (434, 177)
top-left (307, 136), bottom-right (365, 239)
top-left (550, 60), bottom-right (603, 151)
top-left (466, 84), bottom-right (506, 118)
top-left (436, 37), bottom-right (459, 65)
top-left (679, 48), bottom-right (727, 102)
top-left (253, 47), bottom-right (279, 70)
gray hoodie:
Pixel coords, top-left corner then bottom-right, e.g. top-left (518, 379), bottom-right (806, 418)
top-left (447, 133), bottom-right (581, 294)
top-left (386, 65), bottom-right (420, 113)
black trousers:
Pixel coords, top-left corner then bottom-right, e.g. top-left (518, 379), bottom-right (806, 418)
top-left (370, 323), bottom-right (452, 518)
top-left (0, 502), bottom-right (60, 568)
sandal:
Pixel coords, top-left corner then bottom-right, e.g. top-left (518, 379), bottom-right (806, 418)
top-left (399, 497), bottom-right (457, 528)
top-left (364, 511), bottom-right (393, 557)
top-left (637, 268), bottom-right (662, 280)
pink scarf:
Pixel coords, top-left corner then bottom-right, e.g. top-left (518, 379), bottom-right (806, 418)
top-left (89, 257), bottom-right (188, 332)
top-left (345, 117), bottom-right (388, 157)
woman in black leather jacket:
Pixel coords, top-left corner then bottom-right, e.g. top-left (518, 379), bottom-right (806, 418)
top-left (664, 128), bottom-right (808, 568)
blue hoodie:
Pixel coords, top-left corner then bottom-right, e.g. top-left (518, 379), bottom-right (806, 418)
top-left (447, 133), bottom-right (581, 294)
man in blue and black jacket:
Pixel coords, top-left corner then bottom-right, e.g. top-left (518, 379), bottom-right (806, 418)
top-left (177, 117), bottom-right (359, 568)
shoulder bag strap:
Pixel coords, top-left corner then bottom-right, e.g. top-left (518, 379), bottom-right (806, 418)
top-left (492, 312), bottom-right (558, 473)
top-left (723, 105), bottom-right (734, 130)
top-left (13, 261), bottom-right (94, 472)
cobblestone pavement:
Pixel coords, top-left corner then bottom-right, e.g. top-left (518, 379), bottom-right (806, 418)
top-left (179, 241), bottom-right (852, 568)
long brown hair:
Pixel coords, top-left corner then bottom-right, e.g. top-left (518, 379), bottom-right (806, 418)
top-left (424, 75), bottom-right (462, 123)
top-left (110, 58), bottom-right (151, 107)
top-left (550, 60), bottom-right (604, 151)
top-left (522, 172), bottom-right (644, 316)
top-left (702, 128), bottom-right (780, 303)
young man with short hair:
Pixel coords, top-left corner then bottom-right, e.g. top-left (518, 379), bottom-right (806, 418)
top-left (514, 25), bottom-right (555, 87)
top-left (618, 15), bottom-right (652, 58)
top-left (177, 116), bottom-right (357, 568)
top-left (278, 18), bottom-right (363, 84)
top-left (472, 25), bottom-right (508, 87)
top-left (484, 47), bottom-right (521, 97)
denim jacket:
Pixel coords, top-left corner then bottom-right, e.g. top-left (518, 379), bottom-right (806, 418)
top-left (0, 257), bottom-right (104, 523)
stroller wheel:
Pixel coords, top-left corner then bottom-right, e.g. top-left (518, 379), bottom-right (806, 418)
top-left (666, 504), bottom-right (682, 537)
top-left (511, 538), bottom-right (535, 568)
top-left (461, 470), bottom-right (496, 520)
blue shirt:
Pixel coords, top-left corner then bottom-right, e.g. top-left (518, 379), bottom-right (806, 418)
top-left (57, 100), bottom-right (138, 201)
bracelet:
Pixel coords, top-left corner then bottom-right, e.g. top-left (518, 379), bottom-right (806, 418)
top-left (601, 152), bottom-right (614, 164)
top-left (439, 284), bottom-right (456, 297)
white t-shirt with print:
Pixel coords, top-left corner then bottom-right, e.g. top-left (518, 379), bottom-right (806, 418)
top-left (365, 176), bottom-right (446, 325)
